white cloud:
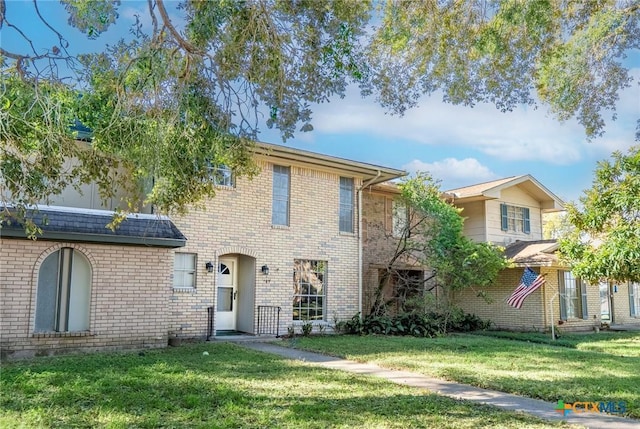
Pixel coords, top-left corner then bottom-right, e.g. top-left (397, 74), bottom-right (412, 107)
top-left (403, 158), bottom-right (498, 189)
top-left (309, 70), bottom-right (640, 165)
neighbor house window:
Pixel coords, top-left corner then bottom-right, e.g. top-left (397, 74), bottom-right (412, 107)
top-left (339, 177), bottom-right (354, 233)
top-left (209, 164), bottom-right (234, 187)
top-left (392, 200), bottom-right (409, 238)
top-left (559, 270), bottom-right (587, 320)
top-left (173, 253), bottom-right (196, 289)
top-left (293, 260), bottom-right (326, 321)
top-left (500, 203), bottom-right (530, 234)
top-left (630, 282), bottom-right (640, 317)
top-left (35, 248), bottom-right (92, 332)
top-left (272, 165), bottom-right (290, 226)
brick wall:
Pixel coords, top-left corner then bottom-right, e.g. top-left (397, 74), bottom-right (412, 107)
top-left (169, 160), bottom-right (362, 337)
top-left (1, 239), bottom-right (172, 359)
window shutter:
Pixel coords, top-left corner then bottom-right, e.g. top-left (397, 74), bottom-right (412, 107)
top-left (558, 271), bottom-right (567, 320)
top-left (500, 204), bottom-right (508, 231)
top-left (580, 279), bottom-right (588, 319)
top-left (630, 282), bottom-right (636, 317)
top-left (523, 208), bottom-right (531, 234)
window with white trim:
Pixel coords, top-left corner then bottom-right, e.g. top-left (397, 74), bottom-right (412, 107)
top-left (392, 200), bottom-right (409, 238)
top-left (500, 203), bottom-right (530, 234)
top-left (173, 253), bottom-right (197, 289)
top-left (35, 248), bottom-right (92, 332)
top-left (339, 177), bottom-right (354, 233)
top-left (272, 165), bottom-right (290, 226)
top-left (293, 260), bottom-right (326, 321)
top-left (208, 164), bottom-right (234, 187)
top-left (559, 270), bottom-right (587, 320)
top-left (630, 282), bottom-right (640, 318)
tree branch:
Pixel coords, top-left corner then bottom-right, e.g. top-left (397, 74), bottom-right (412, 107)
top-left (155, 0), bottom-right (200, 54)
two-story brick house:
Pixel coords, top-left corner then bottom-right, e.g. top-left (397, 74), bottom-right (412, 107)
top-left (448, 175), bottom-right (640, 331)
top-left (0, 142), bottom-right (404, 358)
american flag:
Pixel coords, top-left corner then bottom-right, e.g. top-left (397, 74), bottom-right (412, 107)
top-left (507, 267), bottom-right (545, 309)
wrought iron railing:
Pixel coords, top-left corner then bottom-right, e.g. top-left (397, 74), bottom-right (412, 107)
top-left (257, 305), bottom-right (281, 337)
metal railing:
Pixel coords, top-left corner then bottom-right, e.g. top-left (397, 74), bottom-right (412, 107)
top-left (257, 305), bottom-right (281, 337)
top-left (207, 306), bottom-right (214, 338)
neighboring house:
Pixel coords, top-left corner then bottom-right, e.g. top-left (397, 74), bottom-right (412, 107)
top-left (0, 142), bottom-right (404, 359)
top-left (448, 175), bottom-right (640, 331)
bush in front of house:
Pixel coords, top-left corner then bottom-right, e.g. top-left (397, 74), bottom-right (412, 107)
top-left (336, 309), bottom-right (490, 337)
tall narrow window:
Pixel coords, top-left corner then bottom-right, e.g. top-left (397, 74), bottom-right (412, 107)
top-left (272, 165), bottom-right (290, 226)
top-left (559, 270), bottom-right (587, 320)
top-left (173, 253), bottom-right (197, 289)
top-left (293, 260), bottom-right (326, 321)
top-left (630, 282), bottom-right (640, 318)
top-left (339, 177), bottom-right (354, 233)
top-left (35, 248), bottom-right (92, 332)
top-left (392, 200), bottom-right (409, 238)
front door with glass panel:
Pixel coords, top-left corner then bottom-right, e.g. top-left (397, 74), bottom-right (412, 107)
top-left (216, 258), bottom-right (237, 331)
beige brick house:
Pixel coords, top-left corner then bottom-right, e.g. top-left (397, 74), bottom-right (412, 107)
top-left (448, 175), bottom-right (640, 332)
top-left (1, 142), bottom-right (403, 358)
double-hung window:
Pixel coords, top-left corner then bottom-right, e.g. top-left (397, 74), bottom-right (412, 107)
top-left (209, 164), bottom-right (234, 187)
top-left (293, 260), bottom-right (326, 321)
top-left (500, 203), bottom-right (531, 234)
top-left (173, 253), bottom-right (197, 290)
top-left (339, 177), bottom-right (354, 233)
top-left (35, 248), bottom-right (92, 332)
top-left (559, 270), bottom-right (588, 320)
top-left (272, 165), bottom-right (290, 226)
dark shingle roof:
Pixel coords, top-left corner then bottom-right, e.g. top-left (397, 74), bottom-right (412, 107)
top-left (1, 207), bottom-right (186, 248)
top-left (504, 240), bottom-right (559, 267)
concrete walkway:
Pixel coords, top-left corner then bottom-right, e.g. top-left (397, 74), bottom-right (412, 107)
top-left (236, 341), bottom-right (638, 429)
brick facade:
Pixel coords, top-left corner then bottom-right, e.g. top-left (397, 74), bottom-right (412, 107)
top-left (169, 159), bottom-right (363, 338)
top-left (1, 239), bottom-right (172, 359)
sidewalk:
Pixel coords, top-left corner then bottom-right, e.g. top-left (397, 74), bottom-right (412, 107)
top-left (236, 341), bottom-right (638, 429)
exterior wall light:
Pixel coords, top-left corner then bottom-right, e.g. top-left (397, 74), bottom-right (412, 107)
top-left (205, 261), bottom-right (214, 273)
top-left (261, 265), bottom-right (270, 275)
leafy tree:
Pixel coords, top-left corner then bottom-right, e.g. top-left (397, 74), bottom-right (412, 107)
top-left (2, 0), bottom-right (639, 225)
top-left (559, 145), bottom-right (640, 283)
top-left (369, 173), bottom-right (508, 317)
top-left (1, 0), bottom-right (370, 219)
top-left (368, 0), bottom-right (640, 140)
top-left (543, 212), bottom-right (573, 239)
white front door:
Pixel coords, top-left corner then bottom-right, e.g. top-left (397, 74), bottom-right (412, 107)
top-left (216, 258), bottom-right (237, 331)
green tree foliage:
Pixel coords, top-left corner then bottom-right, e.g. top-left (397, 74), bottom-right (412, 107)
top-left (559, 146), bottom-right (640, 283)
top-left (1, 0), bottom-right (371, 218)
top-left (370, 173), bottom-right (507, 315)
top-left (369, 0), bottom-right (640, 139)
top-left (2, 1), bottom-right (639, 224)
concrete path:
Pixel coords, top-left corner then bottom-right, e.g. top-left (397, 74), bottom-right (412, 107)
top-left (236, 341), bottom-right (638, 429)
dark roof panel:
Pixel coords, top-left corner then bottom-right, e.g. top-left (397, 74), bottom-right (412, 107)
top-left (1, 207), bottom-right (186, 248)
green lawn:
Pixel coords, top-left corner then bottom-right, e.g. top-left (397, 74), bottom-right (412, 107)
top-left (0, 342), bottom-right (573, 428)
top-left (282, 331), bottom-right (640, 419)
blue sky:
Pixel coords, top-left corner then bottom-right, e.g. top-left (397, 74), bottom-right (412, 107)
top-left (3, 0), bottom-right (639, 203)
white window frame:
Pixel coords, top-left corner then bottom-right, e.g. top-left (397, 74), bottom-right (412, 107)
top-left (35, 247), bottom-right (92, 332)
top-left (208, 164), bottom-right (234, 187)
top-left (392, 200), bottom-right (409, 238)
top-left (631, 282), bottom-right (640, 318)
top-left (293, 260), bottom-right (327, 321)
top-left (173, 253), bottom-right (197, 290)
top-left (339, 177), bottom-right (354, 233)
top-left (272, 165), bottom-right (290, 226)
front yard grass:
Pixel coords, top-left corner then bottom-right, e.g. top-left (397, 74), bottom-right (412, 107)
top-left (282, 331), bottom-right (640, 419)
top-left (0, 342), bottom-right (572, 428)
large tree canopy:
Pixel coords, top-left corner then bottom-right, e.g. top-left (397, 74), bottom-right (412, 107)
top-left (559, 145), bottom-right (640, 283)
top-left (1, 0), bottom-right (639, 221)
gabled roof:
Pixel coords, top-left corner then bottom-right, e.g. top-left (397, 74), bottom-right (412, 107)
top-left (1, 206), bottom-right (186, 248)
top-left (445, 174), bottom-right (564, 212)
top-left (504, 239), bottom-right (560, 267)
top-left (254, 142), bottom-right (406, 186)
